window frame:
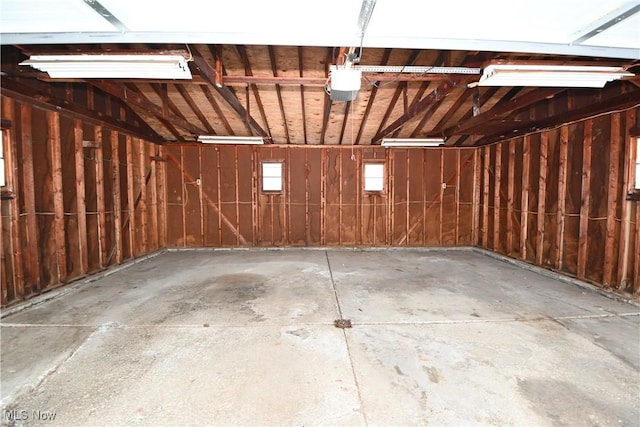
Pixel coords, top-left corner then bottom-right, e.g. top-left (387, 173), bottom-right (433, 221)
top-left (363, 162), bottom-right (385, 193)
top-left (261, 161), bottom-right (283, 193)
top-left (626, 136), bottom-right (640, 201)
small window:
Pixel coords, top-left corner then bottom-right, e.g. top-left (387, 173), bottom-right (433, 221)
top-left (0, 131), bottom-right (5, 187)
top-left (635, 137), bottom-right (640, 190)
top-left (262, 162), bottom-right (282, 192)
top-left (364, 163), bottom-right (384, 192)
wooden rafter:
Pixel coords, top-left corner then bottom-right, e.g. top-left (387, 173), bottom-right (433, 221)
top-left (405, 51), bottom-right (450, 137)
top-left (320, 47), bottom-right (334, 145)
top-left (440, 88), bottom-right (563, 137)
top-left (355, 48), bottom-right (392, 145)
top-left (369, 52), bottom-right (488, 144)
top-left (298, 46), bottom-right (308, 144)
top-left (370, 75), bottom-right (472, 144)
top-left (408, 95), bottom-right (448, 138)
top-left (190, 45), bottom-right (269, 139)
top-left (449, 87), bottom-right (500, 145)
top-left (91, 81), bottom-right (206, 136)
top-left (235, 45), bottom-right (272, 139)
top-left (200, 85), bottom-right (234, 135)
top-left (373, 50), bottom-right (421, 137)
top-left (474, 88), bottom-right (640, 145)
top-left (339, 101), bottom-right (353, 145)
top-left (150, 83), bottom-right (183, 120)
top-left (174, 84), bottom-right (215, 134)
top-left (1, 77), bottom-right (162, 142)
top-left (268, 45), bottom-right (290, 144)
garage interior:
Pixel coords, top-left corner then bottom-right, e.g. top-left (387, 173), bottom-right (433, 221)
top-left (1, 0), bottom-right (640, 425)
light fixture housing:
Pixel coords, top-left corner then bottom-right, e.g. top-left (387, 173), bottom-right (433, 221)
top-left (476, 64), bottom-right (633, 88)
top-left (381, 138), bottom-right (445, 147)
top-left (197, 136), bottom-right (264, 145)
top-left (20, 54), bottom-right (192, 79)
top-left (329, 65), bottom-right (362, 101)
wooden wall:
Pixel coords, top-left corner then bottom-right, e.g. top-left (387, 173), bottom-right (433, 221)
top-left (3, 94), bottom-right (638, 307)
top-left (478, 106), bottom-right (640, 294)
top-left (163, 145), bottom-right (478, 248)
top-left (0, 96), bottom-right (166, 307)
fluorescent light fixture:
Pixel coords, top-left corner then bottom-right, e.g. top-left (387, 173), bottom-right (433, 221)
top-left (476, 64), bottom-right (633, 88)
top-left (381, 138), bottom-right (445, 147)
top-left (20, 54), bottom-right (192, 79)
top-left (197, 136), bottom-right (264, 145)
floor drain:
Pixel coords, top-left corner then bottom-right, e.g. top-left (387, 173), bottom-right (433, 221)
top-left (334, 319), bottom-right (352, 329)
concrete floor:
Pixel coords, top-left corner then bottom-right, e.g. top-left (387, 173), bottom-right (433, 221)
top-left (1, 248), bottom-right (639, 426)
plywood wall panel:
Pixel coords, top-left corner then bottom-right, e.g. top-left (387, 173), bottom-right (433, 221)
top-left (218, 147), bottom-right (239, 246)
top-left (288, 149), bottom-right (307, 245)
top-left (457, 150), bottom-right (476, 245)
top-left (424, 151), bottom-right (442, 245)
top-left (307, 149), bottom-right (322, 244)
top-left (324, 148), bottom-right (341, 245)
top-left (201, 147), bottom-right (220, 246)
top-left (392, 150), bottom-right (408, 245)
top-left (441, 150), bottom-right (458, 245)
top-left (183, 146), bottom-right (203, 246)
top-left (339, 149), bottom-right (357, 245)
top-left (237, 145), bottom-right (255, 244)
top-left (408, 150), bottom-right (426, 245)
top-left (164, 145), bottom-right (185, 247)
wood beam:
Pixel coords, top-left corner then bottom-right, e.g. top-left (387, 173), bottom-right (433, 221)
top-left (19, 103), bottom-right (41, 291)
top-left (110, 130), bottom-right (123, 264)
top-left (536, 132), bottom-right (549, 266)
top-left (94, 125), bottom-right (108, 268)
top-left (475, 89), bottom-right (640, 146)
top-left (374, 50), bottom-right (421, 137)
top-left (236, 45), bottom-right (271, 139)
top-left (2, 78), bottom-right (162, 142)
top-left (577, 120), bottom-right (593, 278)
top-left (24, 73), bottom-right (484, 86)
top-left (555, 126), bottom-right (569, 270)
top-left (91, 81), bottom-right (205, 136)
top-left (191, 45), bottom-right (269, 139)
top-left (441, 88), bottom-right (563, 137)
top-left (338, 101), bottom-right (353, 145)
top-left (174, 84), bottom-right (215, 134)
top-left (371, 75), bottom-right (471, 144)
top-left (355, 48), bottom-right (392, 145)
top-left (298, 46), bottom-right (309, 144)
top-left (268, 45), bottom-right (290, 144)
top-left (603, 113), bottom-right (621, 286)
top-left (48, 111), bottom-right (68, 281)
top-left (199, 85), bottom-right (233, 135)
top-left (320, 48), bottom-right (333, 145)
top-left (148, 84), bottom-right (188, 141)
